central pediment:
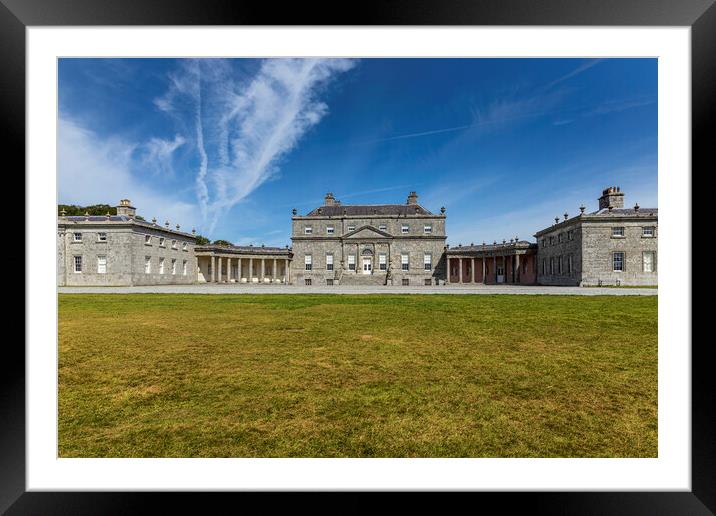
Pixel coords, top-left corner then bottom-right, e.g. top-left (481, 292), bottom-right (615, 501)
top-left (343, 225), bottom-right (392, 239)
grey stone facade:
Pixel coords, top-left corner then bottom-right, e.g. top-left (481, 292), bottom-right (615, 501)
top-left (57, 201), bottom-right (198, 286)
top-left (290, 192), bottom-right (447, 286)
top-left (535, 187), bottom-right (658, 286)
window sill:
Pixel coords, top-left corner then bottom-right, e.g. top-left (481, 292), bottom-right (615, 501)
top-left (610, 236), bottom-right (626, 239)
top-left (641, 235), bottom-right (656, 238)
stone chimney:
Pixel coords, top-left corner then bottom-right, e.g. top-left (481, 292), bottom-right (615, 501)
top-left (116, 199), bottom-right (136, 218)
top-left (598, 186), bottom-right (624, 210)
top-left (407, 191), bottom-right (418, 205)
top-left (324, 192), bottom-right (337, 206)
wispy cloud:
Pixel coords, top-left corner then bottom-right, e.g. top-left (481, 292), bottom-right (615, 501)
top-left (155, 58), bottom-right (357, 234)
top-left (544, 59), bottom-right (604, 90)
top-left (58, 117), bottom-right (198, 229)
top-left (136, 134), bottom-right (186, 177)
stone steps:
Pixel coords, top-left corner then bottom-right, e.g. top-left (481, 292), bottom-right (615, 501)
top-left (339, 273), bottom-right (387, 286)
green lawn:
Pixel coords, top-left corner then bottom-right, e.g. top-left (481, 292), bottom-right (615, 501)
top-left (58, 294), bottom-right (657, 458)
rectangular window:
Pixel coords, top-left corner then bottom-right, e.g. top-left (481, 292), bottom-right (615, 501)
top-left (145, 235), bottom-right (152, 245)
top-left (613, 252), bottom-right (624, 272)
top-left (424, 279), bottom-right (432, 286)
top-left (423, 253), bottom-right (432, 270)
top-left (182, 242), bottom-right (188, 251)
top-left (73, 232), bottom-right (82, 242)
top-left (379, 224), bottom-right (387, 231)
top-left (172, 239), bottom-right (177, 249)
top-left (326, 279), bottom-right (334, 286)
top-left (326, 226), bottom-right (334, 235)
top-left (305, 254), bottom-right (312, 271)
top-left (643, 251), bottom-right (656, 272)
top-left (568, 230), bottom-right (574, 241)
top-left (612, 227), bottom-right (625, 237)
top-left (423, 224), bottom-right (432, 234)
top-left (643, 227), bottom-right (655, 237)
top-left (558, 256), bottom-right (563, 275)
top-left (305, 278), bottom-right (312, 286)
top-left (549, 257), bottom-right (554, 275)
top-left (401, 224), bottom-right (409, 234)
top-left (182, 260), bottom-right (187, 276)
top-left (379, 253), bottom-right (387, 271)
top-left (402, 278), bottom-right (410, 286)
top-left (347, 225), bottom-right (355, 232)
top-left (159, 257), bottom-right (165, 274)
top-left (97, 232), bottom-right (107, 242)
top-left (558, 233), bottom-right (563, 243)
top-left (326, 254), bottom-right (334, 271)
top-left (304, 226), bottom-right (313, 235)
top-left (549, 236), bottom-right (554, 246)
top-left (567, 255), bottom-right (573, 274)
top-left (97, 255), bottom-right (107, 274)
top-left (542, 259), bottom-right (546, 275)
top-left (159, 237), bottom-right (165, 247)
top-left (73, 255), bottom-right (82, 273)
top-left (401, 253), bottom-right (409, 271)
top-left (171, 258), bottom-right (177, 275)
top-left (145, 256), bottom-right (151, 274)
top-left (348, 255), bottom-right (356, 270)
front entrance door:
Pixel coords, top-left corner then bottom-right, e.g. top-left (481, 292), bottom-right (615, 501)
top-left (362, 257), bottom-right (372, 274)
top-left (497, 266), bottom-right (505, 283)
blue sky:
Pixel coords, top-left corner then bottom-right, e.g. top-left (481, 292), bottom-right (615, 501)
top-left (58, 58), bottom-right (657, 246)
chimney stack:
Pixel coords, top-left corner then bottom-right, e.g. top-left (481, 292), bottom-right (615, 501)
top-left (324, 192), bottom-right (336, 206)
top-left (407, 191), bottom-right (418, 205)
top-left (598, 186), bottom-right (624, 210)
top-left (116, 199), bottom-right (136, 218)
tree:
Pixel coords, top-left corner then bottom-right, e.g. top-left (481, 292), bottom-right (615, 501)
top-left (58, 204), bottom-right (116, 216)
top-left (194, 235), bottom-right (210, 245)
top-left (212, 239), bottom-right (233, 247)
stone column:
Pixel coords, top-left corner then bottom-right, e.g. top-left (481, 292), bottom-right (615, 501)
top-left (217, 256), bottom-right (223, 283)
top-left (445, 257), bottom-right (450, 284)
top-left (237, 258), bottom-right (242, 282)
top-left (471, 258), bottom-right (475, 283)
top-left (458, 258), bottom-right (463, 283)
top-left (493, 255), bottom-right (497, 284)
top-left (227, 257), bottom-right (232, 282)
top-left (482, 257), bottom-right (486, 284)
top-left (249, 258), bottom-right (253, 283)
top-left (515, 254), bottom-right (520, 284)
top-left (273, 258), bottom-right (277, 284)
top-left (210, 255), bottom-right (215, 282)
top-left (260, 259), bottom-right (265, 282)
top-left (285, 258), bottom-right (290, 283)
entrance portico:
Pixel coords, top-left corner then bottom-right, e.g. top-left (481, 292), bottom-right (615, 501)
top-left (195, 245), bottom-right (293, 284)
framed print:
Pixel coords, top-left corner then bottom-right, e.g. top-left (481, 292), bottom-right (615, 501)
top-left (5, 0), bottom-right (711, 513)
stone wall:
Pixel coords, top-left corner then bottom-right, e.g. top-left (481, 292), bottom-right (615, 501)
top-left (580, 220), bottom-right (657, 286)
top-left (58, 223), bottom-right (197, 286)
top-left (536, 220), bottom-right (583, 286)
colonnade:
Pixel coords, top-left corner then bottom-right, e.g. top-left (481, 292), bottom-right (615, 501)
top-left (205, 255), bottom-right (290, 284)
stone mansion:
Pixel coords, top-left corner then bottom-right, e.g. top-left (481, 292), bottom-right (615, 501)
top-left (57, 187), bottom-right (657, 287)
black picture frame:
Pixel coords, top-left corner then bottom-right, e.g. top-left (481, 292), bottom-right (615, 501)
top-left (5, 0), bottom-right (708, 513)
